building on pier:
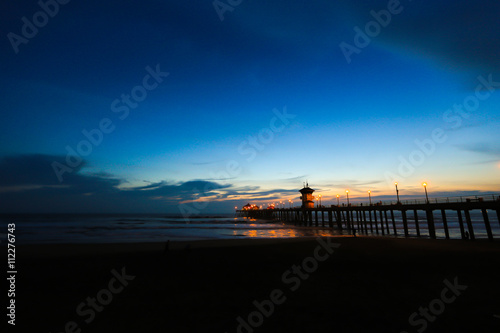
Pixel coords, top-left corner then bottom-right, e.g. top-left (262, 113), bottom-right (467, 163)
top-left (242, 203), bottom-right (259, 210)
top-left (299, 183), bottom-right (315, 209)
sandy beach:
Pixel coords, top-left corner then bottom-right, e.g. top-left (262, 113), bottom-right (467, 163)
top-left (12, 237), bottom-right (500, 332)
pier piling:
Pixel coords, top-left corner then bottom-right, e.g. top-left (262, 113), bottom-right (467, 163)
top-left (464, 210), bottom-right (475, 240)
top-left (413, 210), bottom-right (420, 237)
top-left (441, 209), bottom-right (450, 240)
top-left (481, 208), bottom-right (493, 241)
top-left (402, 210), bottom-right (409, 237)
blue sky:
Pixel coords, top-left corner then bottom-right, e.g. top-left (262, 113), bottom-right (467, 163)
top-left (1, 0), bottom-right (499, 213)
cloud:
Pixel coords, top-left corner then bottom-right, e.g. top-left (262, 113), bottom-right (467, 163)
top-left (0, 154), bottom-right (223, 212)
top-left (464, 159), bottom-right (500, 165)
top-left (320, 180), bottom-right (383, 190)
top-left (0, 154), bottom-right (303, 213)
top-left (444, 122), bottom-right (484, 132)
top-left (280, 175), bottom-right (308, 183)
top-left (0, 154), bottom-right (121, 191)
top-left (456, 142), bottom-right (500, 156)
top-left (1, 154), bottom-right (495, 213)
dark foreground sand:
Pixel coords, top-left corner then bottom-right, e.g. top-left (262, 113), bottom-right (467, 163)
top-left (10, 237), bottom-right (500, 332)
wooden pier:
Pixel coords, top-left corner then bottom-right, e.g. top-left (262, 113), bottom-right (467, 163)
top-left (238, 199), bottom-right (500, 241)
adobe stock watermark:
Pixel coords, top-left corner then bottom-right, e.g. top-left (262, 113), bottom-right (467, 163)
top-left (384, 74), bottom-right (499, 186)
top-left (52, 64), bottom-right (169, 182)
top-left (400, 276), bottom-right (467, 333)
top-left (7, 0), bottom-right (71, 54)
top-left (178, 106), bottom-right (296, 218)
top-left (213, 0), bottom-right (243, 21)
top-left (225, 238), bottom-right (340, 333)
top-left (50, 267), bottom-right (135, 333)
top-left (339, 0), bottom-right (407, 64)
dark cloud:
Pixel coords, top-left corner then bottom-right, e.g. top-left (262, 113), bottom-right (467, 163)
top-left (0, 154), bottom-right (121, 191)
top-left (0, 154), bottom-right (222, 212)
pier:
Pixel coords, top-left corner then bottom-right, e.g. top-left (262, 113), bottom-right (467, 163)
top-left (237, 185), bottom-right (500, 241)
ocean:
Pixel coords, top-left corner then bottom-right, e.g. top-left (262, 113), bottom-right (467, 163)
top-left (0, 213), bottom-right (345, 244)
top-left (1, 210), bottom-right (498, 244)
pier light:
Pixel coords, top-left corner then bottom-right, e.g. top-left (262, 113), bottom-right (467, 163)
top-left (346, 190), bottom-right (350, 206)
top-left (318, 194), bottom-right (322, 207)
top-left (368, 190), bottom-right (372, 206)
top-left (422, 182), bottom-right (429, 204)
top-left (394, 182), bottom-right (400, 204)
top-left (235, 206), bottom-right (237, 210)
top-left (336, 194), bottom-right (340, 206)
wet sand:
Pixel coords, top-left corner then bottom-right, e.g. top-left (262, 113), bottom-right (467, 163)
top-left (12, 237), bottom-right (500, 332)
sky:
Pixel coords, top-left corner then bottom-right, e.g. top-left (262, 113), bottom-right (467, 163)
top-left (1, 0), bottom-right (499, 214)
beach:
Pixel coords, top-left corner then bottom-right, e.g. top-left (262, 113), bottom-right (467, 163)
top-left (12, 237), bottom-right (500, 332)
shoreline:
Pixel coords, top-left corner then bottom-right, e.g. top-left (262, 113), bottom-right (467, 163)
top-left (15, 235), bottom-right (500, 257)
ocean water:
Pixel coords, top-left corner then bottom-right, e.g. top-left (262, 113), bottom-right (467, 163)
top-left (0, 214), bottom-right (345, 244)
top-left (0, 210), bottom-right (498, 244)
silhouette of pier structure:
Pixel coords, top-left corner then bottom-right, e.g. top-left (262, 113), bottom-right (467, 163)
top-left (237, 184), bottom-right (500, 241)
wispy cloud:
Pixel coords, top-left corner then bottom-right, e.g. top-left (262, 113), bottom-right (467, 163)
top-left (280, 175), bottom-right (308, 183)
top-left (463, 159), bottom-right (500, 165)
top-left (455, 142), bottom-right (500, 156)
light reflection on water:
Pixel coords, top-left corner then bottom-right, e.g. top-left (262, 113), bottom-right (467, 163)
top-left (231, 226), bottom-right (344, 238)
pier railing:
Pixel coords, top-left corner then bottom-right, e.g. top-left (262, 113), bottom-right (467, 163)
top-left (362, 193), bottom-right (500, 207)
top-left (325, 193), bottom-right (500, 207)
